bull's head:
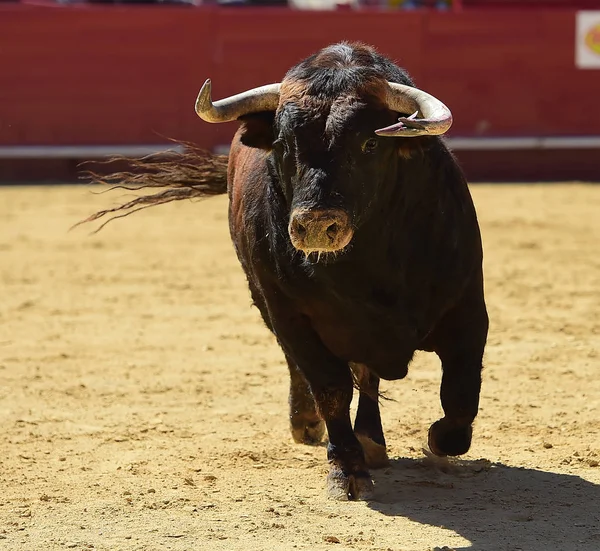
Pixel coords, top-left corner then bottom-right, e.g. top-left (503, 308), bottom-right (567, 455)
top-left (194, 44), bottom-right (453, 259)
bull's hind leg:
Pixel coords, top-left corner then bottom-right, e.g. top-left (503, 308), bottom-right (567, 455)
top-left (287, 356), bottom-right (325, 445)
top-left (247, 284), bottom-right (325, 445)
top-left (351, 363), bottom-right (389, 468)
top-left (428, 281), bottom-right (489, 457)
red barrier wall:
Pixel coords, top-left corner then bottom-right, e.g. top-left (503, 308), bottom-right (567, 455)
top-left (2, 6), bottom-right (599, 144)
top-left (1, 5), bottom-right (599, 181)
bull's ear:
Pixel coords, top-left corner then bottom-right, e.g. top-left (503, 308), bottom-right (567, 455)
top-left (397, 136), bottom-right (430, 160)
top-left (239, 112), bottom-right (276, 150)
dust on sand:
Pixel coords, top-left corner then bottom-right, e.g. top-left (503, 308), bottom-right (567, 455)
top-left (0, 184), bottom-right (598, 550)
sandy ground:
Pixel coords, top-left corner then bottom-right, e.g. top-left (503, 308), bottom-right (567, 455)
top-left (0, 183), bottom-right (598, 551)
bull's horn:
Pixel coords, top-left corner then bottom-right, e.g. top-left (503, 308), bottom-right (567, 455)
top-left (375, 82), bottom-right (453, 137)
top-left (195, 79), bottom-right (281, 123)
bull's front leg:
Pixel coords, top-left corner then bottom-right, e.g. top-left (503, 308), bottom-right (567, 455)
top-left (428, 356), bottom-right (482, 456)
top-left (316, 377), bottom-right (374, 501)
top-left (270, 311), bottom-right (373, 500)
top-left (428, 282), bottom-right (488, 457)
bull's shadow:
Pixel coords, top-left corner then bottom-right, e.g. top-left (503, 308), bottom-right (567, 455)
top-left (369, 456), bottom-right (600, 551)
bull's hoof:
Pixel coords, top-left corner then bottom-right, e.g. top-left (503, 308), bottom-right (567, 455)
top-left (428, 418), bottom-right (473, 457)
top-left (355, 434), bottom-right (389, 469)
top-left (327, 467), bottom-right (374, 501)
top-left (291, 419), bottom-right (326, 445)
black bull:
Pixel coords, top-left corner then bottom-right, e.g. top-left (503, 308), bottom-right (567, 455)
top-left (84, 42), bottom-right (488, 501)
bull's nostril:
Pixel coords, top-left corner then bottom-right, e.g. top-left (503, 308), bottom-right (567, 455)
top-left (296, 223), bottom-right (307, 237)
top-left (326, 223), bottom-right (338, 240)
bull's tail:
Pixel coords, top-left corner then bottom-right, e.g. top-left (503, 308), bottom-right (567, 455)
top-left (74, 143), bottom-right (228, 233)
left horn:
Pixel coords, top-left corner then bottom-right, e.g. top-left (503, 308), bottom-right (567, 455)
top-left (195, 79), bottom-right (281, 123)
top-left (375, 82), bottom-right (453, 137)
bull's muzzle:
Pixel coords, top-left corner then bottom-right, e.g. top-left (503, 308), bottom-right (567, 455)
top-left (288, 209), bottom-right (353, 254)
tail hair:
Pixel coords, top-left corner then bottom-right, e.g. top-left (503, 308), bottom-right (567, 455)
top-left (74, 142), bottom-right (228, 233)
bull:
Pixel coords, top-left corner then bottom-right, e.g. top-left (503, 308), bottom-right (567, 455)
top-left (86, 42), bottom-right (488, 501)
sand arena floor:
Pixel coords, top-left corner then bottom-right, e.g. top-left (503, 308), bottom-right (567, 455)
top-left (0, 183), bottom-right (598, 551)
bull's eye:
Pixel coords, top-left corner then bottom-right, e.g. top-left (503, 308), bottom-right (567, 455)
top-left (362, 138), bottom-right (378, 153)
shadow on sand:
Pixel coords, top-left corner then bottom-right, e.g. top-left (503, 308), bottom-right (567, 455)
top-left (369, 456), bottom-right (599, 551)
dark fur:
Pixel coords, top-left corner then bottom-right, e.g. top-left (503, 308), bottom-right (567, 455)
top-left (84, 42), bottom-right (488, 501)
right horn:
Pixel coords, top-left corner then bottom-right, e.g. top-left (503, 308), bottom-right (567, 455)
top-left (375, 82), bottom-right (453, 137)
top-left (195, 79), bottom-right (281, 123)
